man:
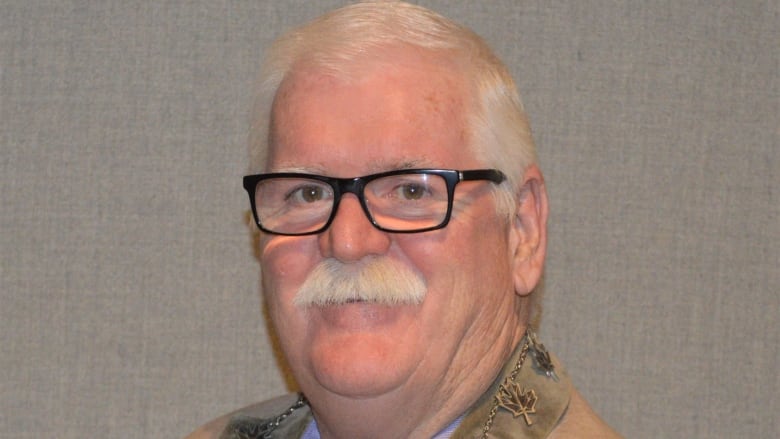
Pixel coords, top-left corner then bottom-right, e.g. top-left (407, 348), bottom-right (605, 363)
top-left (189, 2), bottom-right (620, 438)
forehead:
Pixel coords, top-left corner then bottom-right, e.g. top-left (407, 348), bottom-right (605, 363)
top-left (268, 53), bottom-right (477, 174)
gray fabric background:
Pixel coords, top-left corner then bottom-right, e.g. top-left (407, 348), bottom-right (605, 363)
top-left (1, 1), bottom-right (777, 438)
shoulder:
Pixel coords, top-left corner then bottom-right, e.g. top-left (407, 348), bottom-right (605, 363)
top-left (548, 388), bottom-right (623, 439)
top-left (184, 394), bottom-right (307, 439)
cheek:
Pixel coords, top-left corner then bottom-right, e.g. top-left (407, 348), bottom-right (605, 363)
top-left (260, 238), bottom-right (321, 363)
top-left (260, 237), bottom-right (320, 305)
top-left (396, 216), bottom-right (511, 293)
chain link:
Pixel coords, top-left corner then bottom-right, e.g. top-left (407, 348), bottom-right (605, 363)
top-left (260, 394), bottom-right (308, 439)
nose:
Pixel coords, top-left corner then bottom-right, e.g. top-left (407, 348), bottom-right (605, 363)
top-left (318, 194), bottom-right (392, 262)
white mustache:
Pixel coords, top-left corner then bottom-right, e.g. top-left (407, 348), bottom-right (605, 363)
top-left (294, 257), bottom-right (427, 307)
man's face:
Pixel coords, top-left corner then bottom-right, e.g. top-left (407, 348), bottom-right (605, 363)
top-left (259, 55), bottom-right (525, 407)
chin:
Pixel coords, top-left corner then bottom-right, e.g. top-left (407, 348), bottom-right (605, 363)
top-left (307, 332), bottom-right (417, 399)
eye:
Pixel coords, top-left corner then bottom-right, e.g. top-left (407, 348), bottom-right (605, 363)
top-left (367, 173), bottom-right (445, 205)
top-left (398, 183), bottom-right (428, 200)
top-left (286, 184), bottom-right (331, 204)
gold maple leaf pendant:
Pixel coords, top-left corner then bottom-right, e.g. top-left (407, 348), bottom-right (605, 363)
top-left (496, 379), bottom-right (538, 426)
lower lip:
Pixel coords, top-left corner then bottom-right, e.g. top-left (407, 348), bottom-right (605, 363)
top-left (317, 302), bottom-right (409, 331)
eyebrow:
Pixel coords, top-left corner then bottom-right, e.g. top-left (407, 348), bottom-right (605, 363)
top-left (269, 159), bottom-right (434, 176)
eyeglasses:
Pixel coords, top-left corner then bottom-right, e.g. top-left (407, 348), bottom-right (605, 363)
top-left (243, 168), bottom-right (506, 236)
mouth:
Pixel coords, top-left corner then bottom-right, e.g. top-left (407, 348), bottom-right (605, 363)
top-left (320, 298), bottom-right (379, 308)
top-left (316, 299), bottom-right (412, 330)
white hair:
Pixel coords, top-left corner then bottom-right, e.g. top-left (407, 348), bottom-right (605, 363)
top-left (250, 1), bottom-right (543, 327)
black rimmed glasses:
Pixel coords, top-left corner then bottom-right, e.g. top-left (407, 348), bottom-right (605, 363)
top-left (243, 168), bottom-right (506, 236)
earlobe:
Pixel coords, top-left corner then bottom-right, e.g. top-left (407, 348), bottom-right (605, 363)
top-left (510, 165), bottom-right (548, 297)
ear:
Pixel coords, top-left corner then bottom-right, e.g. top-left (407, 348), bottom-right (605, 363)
top-left (508, 165), bottom-right (548, 296)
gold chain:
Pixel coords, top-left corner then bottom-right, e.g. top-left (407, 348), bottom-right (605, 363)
top-left (480, 337), bottom-right (531, 439)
